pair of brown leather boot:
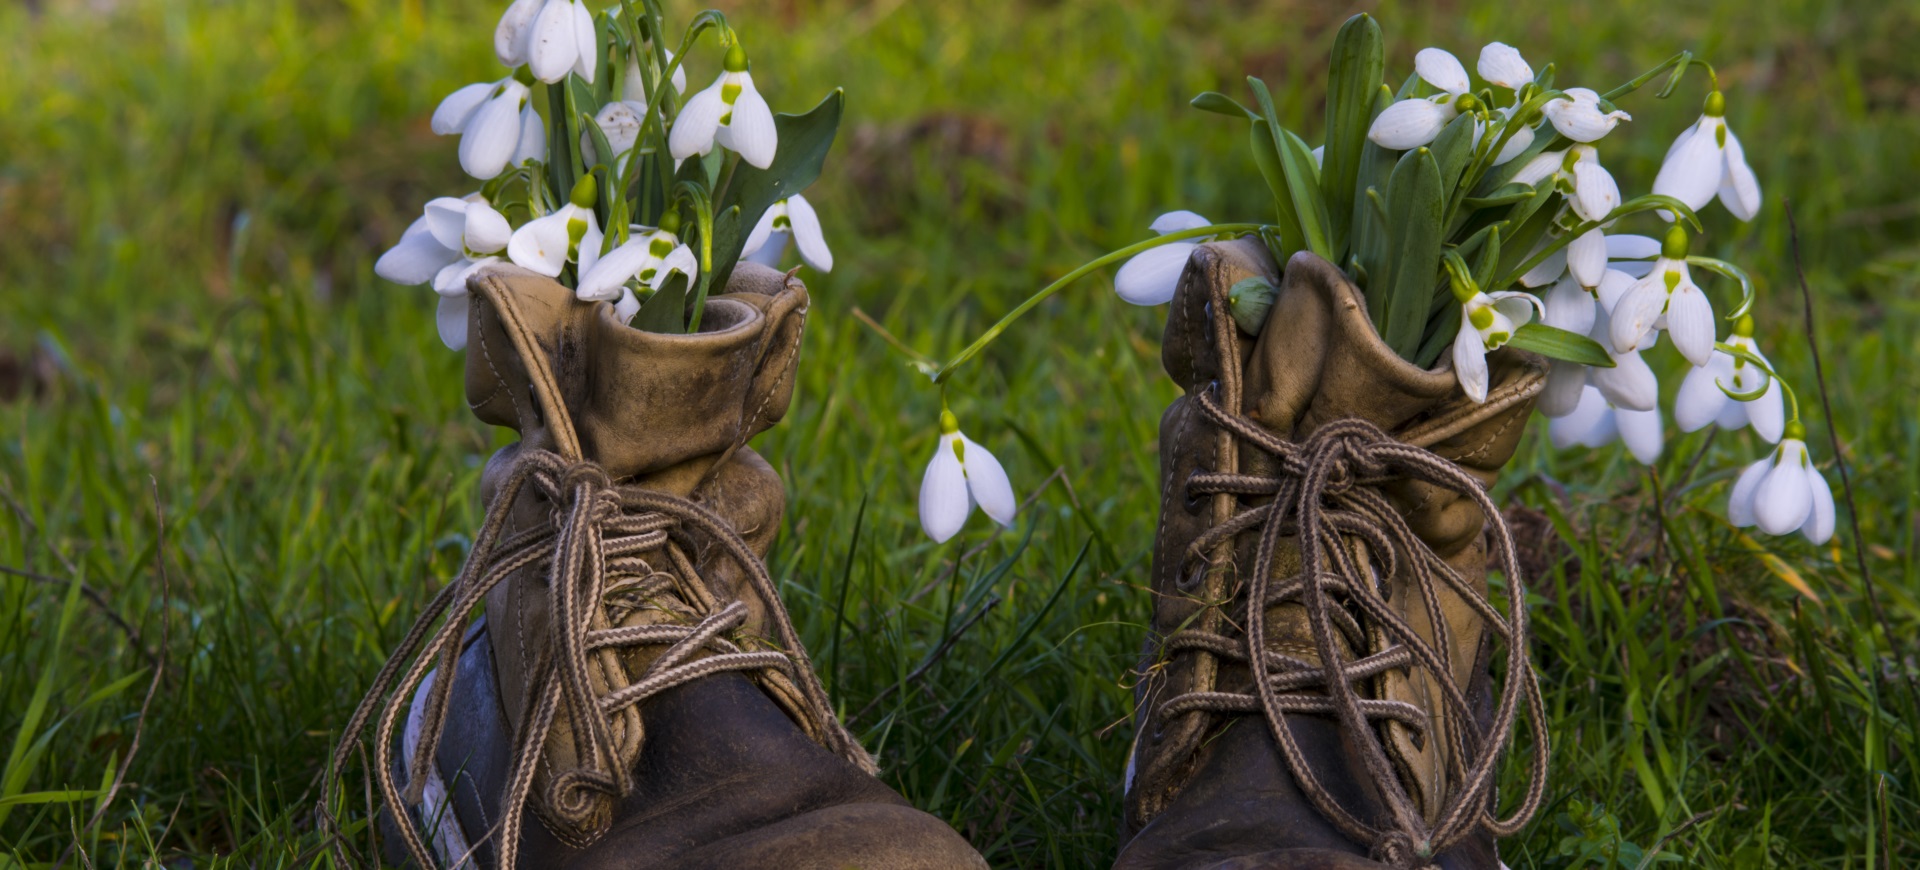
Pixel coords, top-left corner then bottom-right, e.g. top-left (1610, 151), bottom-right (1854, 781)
top-left (334, 239), bottom-right (1545, 869)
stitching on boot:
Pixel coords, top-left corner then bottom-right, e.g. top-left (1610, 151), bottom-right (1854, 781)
top-left (470, 288), bottom-right (525, 426)
top-left (745, 296), bottom-right (809, 436)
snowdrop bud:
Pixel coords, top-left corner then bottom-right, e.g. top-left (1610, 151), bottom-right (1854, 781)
top-left (432, 82), bottom-right (494, 135)
top-left (1567, 229), bottom-right (1607, 288)
top-left (1415, 48), bottom-right (1471, 95)
top-left (463, 201), bottom-right (512, 255)
top-left (1369, 100), bottom-right (1453, 150)
top-left (459, 81), bottom-right (530, 180)
top-left (1115, 212), bottom-right (1211, 306)
top-left (495, 0), bottom-right (541, 67)
top-left (1477, 42), bottom-right (1533, 90)
top-left (591, 101), bottom-right (644, 158)
top-left (1569, 150), bottom-right (1620, 222)
top-left (1543, 88), bottom-right (1630, 143)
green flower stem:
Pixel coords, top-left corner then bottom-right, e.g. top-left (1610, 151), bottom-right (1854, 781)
top-left (1686, 255), bottom-right (1757, 320)
top-left (931, 223), bottom-right (1261, 384)
top-left (1715, 339), bottom-right (1800, 421)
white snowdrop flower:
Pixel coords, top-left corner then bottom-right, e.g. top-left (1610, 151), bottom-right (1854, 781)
top-left (1536, 274), bottom-right (1597, 418)
top-left (670, 42), bottom-right (777, 169)
top-left (919, 410), bottom-right (1017, 543)
top-left (743, 194), bottom-right (832, 272)
top-left (494, 0), bottom-right (541, 67)
top-left (376, 195), bottom-right (511, 350)
top-left (576, 223), bottom-right (698, 302)
top-left (1610, 226), bottom-right (1714, 365)
top-left (1517, 238), bottom-right (1567, 288)
top-left (1542, 87), bottom-right (1630, 143)
top-left (1587, 306), bottom-right (1659, 411)
top-left (586, 100), bottom-right (646, 163)
top-left (1567, 146), bottom-right (1620, 222)
top-left (1673, 322), bottom-right (1785, 441)
top-left (434, 79), bottom-right (533, 180)
top-left (623, 48), bottom-right (687, 104)
top-left (1368, 47), bottom-right (1479, 150)
top-left (1452, 290), bottom-right (1539, 404)
top-left (1729, 433), bottom-right (1834, 543)
top-left (527, 0), bottom-right (599, 85)
top-left (1652, 91), bottom-right (1761, 221)
top-left (1477, 42), bottom-right (1534, 90)
top-left (507, 177), bottom-right (603, 278)
top-left (1115, 211), bottom-right (1213, 306)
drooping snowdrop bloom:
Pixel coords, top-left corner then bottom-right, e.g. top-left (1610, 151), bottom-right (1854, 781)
top-left (1451, 289), bottom-right (1539, 404)
top-left (433, 79), bottom-right (534, 180)
top-left (743, 194), bottom-right (832, 272)
top-left (919, 410), bottom-right (1017, 543)
top-left (1115, 211), bottom-right (1212, 306)
top-left (1609, 225), bottom-right (1715, 366)
top-left (1510, 145), bottom-right (1619, 224)
top-left (575, 222), bottom-right (699, 305)
top-left (507, 176), bottom-right (603, 279)
top-left (1652, 91), bottom-right (1761, 221)
top-left (1728, 430), bottom-right (1835, 543)
top-left (1673, 318), bottom-right (1785, 441)
top-left (1548, 384), bottom-right (1663, 464)
top-left (375, 195), bottom-right (512, 350)
top-left (526, 0), bottom-right (599, 85)
top-left (494, 0), bottom-right (541, 67)
top-left (1477, 42), bottom-right (1533, 90)
top-left (670, 42), bottom-right (777, 169)
top-left (1541, 87), bottom-right (1631, 143)
top-left (1367, 48), bottom-right (1480, 150)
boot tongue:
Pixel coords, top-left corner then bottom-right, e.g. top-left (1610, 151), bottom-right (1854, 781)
top-left (1242, 251), bottom-right (1457, 438)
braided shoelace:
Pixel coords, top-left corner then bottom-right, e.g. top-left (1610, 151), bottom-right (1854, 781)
top-left (1155, 388), bottom-right (1548, 868)
top-left (324, 449), bottom-right (865, 869)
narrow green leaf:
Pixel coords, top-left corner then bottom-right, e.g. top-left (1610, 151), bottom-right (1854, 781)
top-left (1279, 128), bottom-right (1334, 261)
top-left (1472, 225), bottom-right (1503, 290)
top-left (1414, 302), bottom-right (1460, 369)
top-left (708, 89), bottom-right (844, 291)
top-left (631, 270), bottom-right (690, 334)
top-left (1508, 322), bottom-right (1616, 367)
top-left (1320, 12), bottom-right (1383, 263)
top-left (1248, 119), bottom-right (1304, 259)
top-left (0, 789), bottom-right (102, 809)
top-left (1382, 146), bottom-right (1445, 359)
top-left (1246, 78), bottom-right (1310, 260)
top-left (1190, 91), bottom-right (1256, 118)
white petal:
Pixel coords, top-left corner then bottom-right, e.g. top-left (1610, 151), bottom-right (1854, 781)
top-left (1605, 234), bottom-right (1661, 262)
top-left (1489, 291), bottom-right (1541, 328)
top-left (1612, 260), bottom-right (1655, 279)
top-left (423, 197), bottom-right (472, 251)
top-left (459, 89), bottom-right (526, 180)
top-left (1664, 284), bottom-right (1716, 367)
top-left (1596, 268), bottom-right (1637, 313)
top-left (1543, 90), bottom-right (1630, 142)
top-left (1567, 228), bottom-right (1607, 288)
top-left (654, 244), bottom-right (699, 289)
top-left (1617, 406), bottom-right (1664, 465)
top-left (1590, 349), bottom-right (1658, 411)
top-left (1717, 129), bottom-right (1762, 220)
top-left (376, 219), bottom-right (462, 286)
top-left (919, 434), bottom-right (972, 543)
top-left (1745, 378), bottom-right (1786, 443)
top-left (1452, 321), bottom-right (1490, 404)
top-left (785, 193), bottom-right (832, 272)
top-left (1571, 160), bottom-right (1621, 222)
top-left (1310, 145), bottom-right (1324, 168)
top-left (1651, 116), bottom-right (1725, 213)
top-left (1673, 352), bottom-right (1734, 432)
top-left (960, 435), bottom-right (1017, 526)
top-left (511, 103), bottom-right (547, 165)
top-left (593, 101), bottom-right (643, 157)
top-left (1713, 384), bottom-right (1752, 431)
top-left (1537, 360), bottom-right (1589, 418)
top-left (575, 239), bottom-right (650, 301)
top-left (1493, 121), bottom-right (1534, 165)
top-left (527, 0), bottom-right (578, 84)
top-left (436, 293), bottom-right (471, 351)
top-left (713, 75), bottom-right (777, 169)
top-left (1114, 242), bottom-right (1198, 306)
top-left (1727, 458), bottom-right (1769, 527)
top-left (1150, 210), bottom-right (1212, 234)
top-left (1550, 385), bottom-right (1616, 449)
top-left (744, 230), bottom-right (789, 267)
top-left (431, 82), bottom-right (494, 135)
top-left (1544, 274), bottom-right (1596, 336)
top-left (1477, 42), bottom-right (1533, 90)
top-left (507, 212), bottom-right (572, 277)
top-left (1415, 48), bottom-right (1470, 95)
top-left (1518, 244), bottom-right (1566, 288)
top-left (1754, 443), bottom-right (1814, 535)
top-left (494, 0), bottom-right (542, 66)
top-left (1608, 275), bottom-right (1664, 353)
top-left (742, 203), bottom-right (781, 261)
top-left (668, 81), bottom-right (726, 161)
top-left (1509, 149), bottom-right (1565, 187)
top-left (1368, 98), bottom-right (1453, 150)
top-left (1801, 468), bottom-right (1835, 545)
top-left (569, 0), bottom-right (598, 84)
top-left (613, 287), bottom-right (641, 324)
top-left (462, 200), bottom-right (512, 255)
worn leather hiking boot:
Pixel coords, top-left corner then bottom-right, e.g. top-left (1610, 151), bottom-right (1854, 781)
top-left (329, 262), bottom-right (985, 870)
top-left (1114, 239), bottom-right (1549, 870)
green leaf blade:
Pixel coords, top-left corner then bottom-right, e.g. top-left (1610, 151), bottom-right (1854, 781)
top-left (1508, 322), bottom-right (1616, 367)
top-left (1320, 13), bottom-right (1383, 263)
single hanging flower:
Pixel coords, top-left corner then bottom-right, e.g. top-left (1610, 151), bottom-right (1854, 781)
top-left (432, 78), bottom-right (533, 180)
top-left (1673, 316), bottom-right (1786, 441)
top-left (1652, 90), bottom-right (1761, 221)
top-left (1727, 426), bottom-right (1835, 543)
top-left (670, 41), bottom-right (777, 169)
top-left (1540, 87), bottom-right (1631, 142)
top-left (507, 175), bottom-right (603, 278)
top-left (742, 194), bottom-right (832, 272)
top-left (918, 409), bottom-right (1017, 543)
top-left (526, 0), bottom-right (599, 85)
top-left (1509, 145), bottom-right (1620, 225)
top-left (576, 214), bottom-right (699, 305)
top-left (1115, 211), bottom-right (1214, 306)
top-left (1476, 42), bottom-right (1533, 90)
top-left (1610, 224), bottom-right (1715, 366)
top-left (1367, 47), bottom-right (1481, 150)
top-left (375, 195), bottom-right (512, 350)
top-left (494, 0), bottom-right (541, 67)
top-left (1451, 287), bottom-right (1540, 404)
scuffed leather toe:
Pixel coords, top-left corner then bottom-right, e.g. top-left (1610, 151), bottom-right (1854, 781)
top-left (651, 803), bottom-right (988, 870)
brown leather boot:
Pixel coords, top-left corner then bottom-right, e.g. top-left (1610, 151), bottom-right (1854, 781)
top-left (332, 262), bottom-right (985, 869)
top-left (1114, 239), bottom-right (1549, 870)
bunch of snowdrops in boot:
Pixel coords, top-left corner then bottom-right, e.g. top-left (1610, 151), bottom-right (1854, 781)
top-left (374, 0), bottom-right (841, 349)
top-left (917, 13), bottom-right (1833, 547)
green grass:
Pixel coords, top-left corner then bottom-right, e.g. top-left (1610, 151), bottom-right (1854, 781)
top-left (3, 0), bottom-right (1918, 865)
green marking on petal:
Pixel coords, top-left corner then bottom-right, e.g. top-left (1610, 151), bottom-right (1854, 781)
top-left (1469, 306), bottom-right (1494, 329)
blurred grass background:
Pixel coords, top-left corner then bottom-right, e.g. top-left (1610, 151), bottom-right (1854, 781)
top-left (3, 0), bottom-right (1919, 865)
